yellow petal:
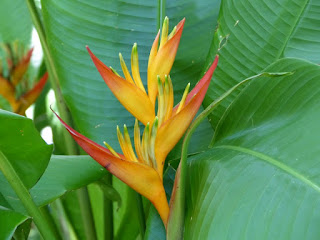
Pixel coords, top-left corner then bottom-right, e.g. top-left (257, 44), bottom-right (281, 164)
top-left (117, 125), bottom-right (133, 161)
top-left (148, 18), bottom-right (185, 106)
top-left (119, 53), bottom-right (134, 84)
top-left (131, 43), bottom-right (146, 93)
top-left (123, 124), bottom-right (139, 162)
top-left (142, 123), bottom-right (152, 166)
top-left (149, 117), bottom-right (159, 168)
top-left (155, 56), bottom-right (219, 174)
top-left (103, 141), bottom-right (120, 158)
top-left (53, 109), bottom-right (169, 226)
top-left (167, 26), bottom-right (177, 40)
top-left (157, 76), bottom-right (166, 125)
top-left (159, 16), bottom-right (169, 50)
top-left (148, 30), bottom-right (160, 69)
top-left (176, 82), bottom-right (190, 113)
top-left (87, 46), bottom-right (155, 125)
top-left (134, 119), bottom-right (144, 163)
top-left (164, 75), bottom-right (174, 121)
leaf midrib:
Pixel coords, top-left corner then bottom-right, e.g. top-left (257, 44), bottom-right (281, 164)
top-left (277, 0), bottom-right (310, 59)
top-left (215, 145), bottom-right (320, 194)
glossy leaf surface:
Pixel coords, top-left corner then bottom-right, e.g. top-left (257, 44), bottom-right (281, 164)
top-left (0, 0), bottom-right (32, 44)
top-left (185, 58), bottom-right (320, 239)
top-left (0, 110), bottom-right (52, 212)
top-left (0, 208), bottom-right (27, 240)
top-left (1, 154), bottom-right (106, 215)
top-left (203, 0), bottom-right (320, 129)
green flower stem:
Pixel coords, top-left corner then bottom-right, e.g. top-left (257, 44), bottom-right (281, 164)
top-left (77, 187), bottom-right (97, 240)
top-left (25, 0), bottom-right (77, 155)
top-left (167, 71), bottom-right (290, 239)
top-left (51, 199), bottom-right (78, 239)
top-left (26, 3), bottom-right (97, 240)
top-left (103, 174), bottom-right (113, 240)
top-left (157, 0), bottom-right (166, 30)
top-left (40, 205), bottom-right (63, 240)
top-left (135, 193), bottom-right (146, 238)
top-left (0, 150), bottom-right (56, 240)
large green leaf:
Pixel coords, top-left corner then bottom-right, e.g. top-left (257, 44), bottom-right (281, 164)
top-left (0, 208), bottom-right (28, 240)
top-left (203, 0), bottom-right (320, 129)
top-left (30, 155), bottom-right (106, 207)
top-left (0, 110), bottom-right (52, 212)
top-left (0, 0), bottom-right (32, 44)
top-left (185, 58), bottom-right (320, 239)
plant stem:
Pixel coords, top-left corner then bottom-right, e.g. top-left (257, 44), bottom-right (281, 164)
top-left (26, 2), bottom-right (100, 239)
top-left (157, 0), bottom-right (166, 30)
top-left (77, 187), bottom-right (97, 240)
top-left (40, 205), bottom-right (63, 240)
top-left (0, 150), bottom-right (56, 240)
top-left (103, 174), bottom-right (113, 240)
top-left (51, 198), bottom-right (78, 240)
top-left (167, 71), bottom-right (289, 239)
top-left (135, 193), bottom-right (146, 239)
top-left (25, 0), bottom-right (77, 155)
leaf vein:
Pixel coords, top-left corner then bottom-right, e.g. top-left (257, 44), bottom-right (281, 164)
top-left (215, 145), bottom-right (320, 193)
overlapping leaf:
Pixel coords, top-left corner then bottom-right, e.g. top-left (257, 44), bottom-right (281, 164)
top-left (185, 58), bottom-right (320, 239)
top-left (203, 0), bottom-right (320, 129)
top-left (0, 208), bottom-right (27, 240)
top-left (0, 110), bottom-right (52, 212)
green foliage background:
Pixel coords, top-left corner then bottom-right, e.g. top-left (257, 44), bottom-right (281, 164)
top-left (0, 0), bottom-right (320, 239)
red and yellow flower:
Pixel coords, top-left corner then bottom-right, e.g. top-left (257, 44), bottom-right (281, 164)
top-left (0, 44), bottom-right (48, 115)
top-left (55, 17), bottom-right (219, 227)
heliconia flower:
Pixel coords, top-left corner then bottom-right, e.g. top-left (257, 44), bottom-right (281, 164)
top-left (55, 17), bottom-right (219, 228)
top-left (15, 72), bottom-right (48, 115)
top-left (11, 48), bottom-right (33, 86)
top-left (0, 45), bottom-right (48, 115)
top-left (55, 61), bottom-right (218, 226)
top-left (147, 17), bottom-right (185, 106)
top-left (0, 72), bottom-right (48, 115)
top-left (0, 76), bottom-right (16, 107)
top-left (86, 17), bottom-right (185, 126)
